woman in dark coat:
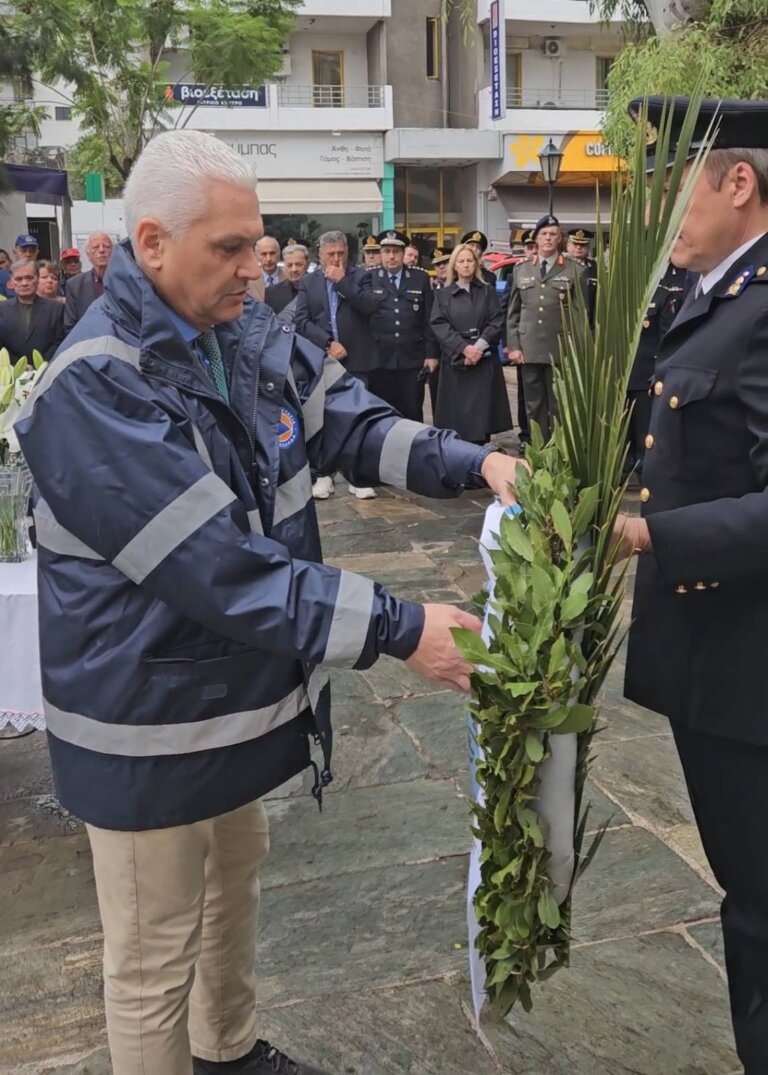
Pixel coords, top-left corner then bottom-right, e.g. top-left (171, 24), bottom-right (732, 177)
top-left (429, 243), bottom-right (512, 443)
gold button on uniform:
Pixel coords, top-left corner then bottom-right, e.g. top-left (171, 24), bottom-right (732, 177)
top-left (654, 381), bottom-right (664, 396)
top-left (645, 434), bottom-right (654, 450)
top-left (675, 585), bottom-right (688, 595)
top-left (640, 487), bottom-right (650, 503)
top-left (694, 582), bottom-right (707, 591)
top-left (669, 396), bottom-right (679, 409)
top-left (709, 582), bottom-right (720, 589)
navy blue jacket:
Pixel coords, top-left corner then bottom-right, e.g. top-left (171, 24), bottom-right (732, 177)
top-left (626, 234), bottom-right (768, 743)
top-left (17, 242), bottom-right (484, 830)
top-left (367, 267), bottom-right (438, 370)
top-left (294, 266), bottom-right (378, 374)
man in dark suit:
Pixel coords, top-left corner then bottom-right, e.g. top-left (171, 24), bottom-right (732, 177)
top-left (64, 232), bottom-right (113, 332)
top-left (256, 235), bottom-right (284, 289)
top-left (367, 230), bottom-right (438, 423)
top-left (614, 96), bottom-right (768, 1072)
top-left (295, 229), bottom-right (380, 500)
top-left (264, 240), bottom-right (310, 320)
top-left (626, 260), bottom-right (692, 479)
top-left (0, 260), bottom-right (64, 361)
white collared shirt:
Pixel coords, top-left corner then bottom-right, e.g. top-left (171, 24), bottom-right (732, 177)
top-left (697, 232), bottom-right (768, 296)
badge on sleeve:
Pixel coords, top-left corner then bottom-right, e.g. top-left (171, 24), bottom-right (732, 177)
top-left (278, 407), bottom-right (299, 450)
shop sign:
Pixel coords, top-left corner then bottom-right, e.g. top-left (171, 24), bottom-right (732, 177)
top-left (216, 131), bottom-right (385, 178)
top-left (164, 84), bottom-right (267, 108)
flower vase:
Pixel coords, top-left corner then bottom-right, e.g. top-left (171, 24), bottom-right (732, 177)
top-left (0, 459), bottom-right (32, 562)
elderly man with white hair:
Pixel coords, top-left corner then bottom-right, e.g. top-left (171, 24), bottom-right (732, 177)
top-left (63, 230), bottom-right (114, 331)
top-left (16, 130), bottom-right (525, 1075)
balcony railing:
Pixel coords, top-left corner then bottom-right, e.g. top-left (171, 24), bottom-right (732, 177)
top-left (275, 84), bottom-right (386, 109)
top-left (506, 87), bottom-right (609, 110)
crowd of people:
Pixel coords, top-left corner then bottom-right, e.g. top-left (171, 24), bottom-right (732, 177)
top-left (0, 231), bottom-right (114, 363)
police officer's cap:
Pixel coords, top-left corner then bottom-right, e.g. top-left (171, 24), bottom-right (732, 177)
top-left (532, 215), bottom-right (560, 238)
top-left (568, 228), bottom-right (594, 244)
top-left (363, 236), bottom-right (381, 251)
top-left (376, 230), bottom-right (410, 248)
top-left (431, 247), bottom-right (451, 265)
top-left (629, 96), bottom-right (768, 171)
top-left (521, 229), bottom-right (536, 245)
top-left (461, 230), bottom-right (489, 252)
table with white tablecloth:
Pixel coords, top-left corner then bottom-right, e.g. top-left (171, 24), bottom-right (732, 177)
top-left (0, 554), bottom-right (43, 731)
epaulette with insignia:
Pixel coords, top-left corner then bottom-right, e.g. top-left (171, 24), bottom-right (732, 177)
top-left (754, 266), bottom-right (768, 283)
top-left (722, 266), bottom-right (756, 298)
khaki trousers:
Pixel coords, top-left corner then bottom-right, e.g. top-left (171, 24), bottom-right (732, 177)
top-left (86, 800), bottom-right (270, 1075)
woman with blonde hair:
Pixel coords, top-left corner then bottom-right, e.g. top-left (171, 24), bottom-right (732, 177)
top-left (429, 242), bottom-right (511, 443)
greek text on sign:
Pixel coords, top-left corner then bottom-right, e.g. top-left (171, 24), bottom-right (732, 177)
top-left (217, 131), bottom-right (385, 178)
top-left (165, 84), bottom-right (267, 108)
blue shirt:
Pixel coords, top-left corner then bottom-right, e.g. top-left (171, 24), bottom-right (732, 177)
top-left (156, 294), bottom-right (218, 382)
top-left (325, 278), bottom-right (340, 341)
top-left (387, 270), bottom-right (403, 290)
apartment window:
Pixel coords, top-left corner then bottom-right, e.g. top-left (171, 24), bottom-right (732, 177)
top-left (312, 50), bottom-right (344, 107)
top-left (54, 106), bottom-right (72, 121)
top-left (426, 17), bottom-right (440, 80)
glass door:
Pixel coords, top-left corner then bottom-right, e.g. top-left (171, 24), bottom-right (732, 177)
top-left (312, 50), bottom-right (344, 107)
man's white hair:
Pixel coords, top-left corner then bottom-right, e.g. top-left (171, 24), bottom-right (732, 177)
top-left (124, 131), bottom-right (256, 242)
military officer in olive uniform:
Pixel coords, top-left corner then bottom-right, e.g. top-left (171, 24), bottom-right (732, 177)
top-left (461, 230), bottom-right (497, 287)
top-left (505, 214), bottom-right (587, 441)
top-left (566, 228), bottom-right (598, 322)
top-left (367, 230), bottom-right (438, 422)
top-left (615, 96), bottom-right (768, 1072)
top-left (626, 261), bottom-right (692, 477)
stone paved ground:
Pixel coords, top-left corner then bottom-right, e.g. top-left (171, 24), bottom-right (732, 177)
top-left (0, 449), bottom-right (741, 1073)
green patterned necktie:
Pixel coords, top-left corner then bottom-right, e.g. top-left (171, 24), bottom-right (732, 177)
top-left (198, 329), bottom-right (229, 403)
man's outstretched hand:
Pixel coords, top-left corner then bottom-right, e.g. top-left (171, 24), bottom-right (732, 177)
top-left (480, 451), bottom-right (531, 506)
top-left (406, 604), bottom-right (483, 694)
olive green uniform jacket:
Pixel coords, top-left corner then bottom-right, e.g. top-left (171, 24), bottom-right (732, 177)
top-left (506, 254), bottom-right (587, 365)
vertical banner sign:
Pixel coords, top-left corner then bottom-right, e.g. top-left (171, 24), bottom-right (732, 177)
top-left (490, 0), bottom-right (507, 121)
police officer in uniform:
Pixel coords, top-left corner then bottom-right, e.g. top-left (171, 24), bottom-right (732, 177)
top-left (615, 96), bottom-right (768, 1072)
top-left (430, 247), bottom-right (451, 289)
top-left (626, 261), bottom-right (692, 477)
top-left (566, 228), bottom-right (598, 321)
top-left (367, 230), bottom-right (438, 421)
top-left (362, 235), bottom-right (382, 269)
top-left (461, 230), bottom-right (497, 287)
top-left (505, 214), bottom-right (587, 441)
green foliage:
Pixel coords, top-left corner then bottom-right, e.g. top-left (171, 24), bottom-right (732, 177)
top-left (65, 133), bottom-right (124, 200)
top-left (601, 0), bottom-right (768, 160)
top-left (454, 94), bottom-right (713, 1014)
top-left (0, 101), bottom-right (48, 159)
top-left (3, 0), bottom-right (301, 184)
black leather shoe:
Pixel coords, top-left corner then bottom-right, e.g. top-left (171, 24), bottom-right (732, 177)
top-left (193, 1038), bottom-right (331, 1075)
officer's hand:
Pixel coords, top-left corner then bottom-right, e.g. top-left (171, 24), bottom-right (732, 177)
top-left (463, 344), bottom-right (483, 365)
top-left (507, 349), bottom-right (525, 365)
top-left (610, 514), bottom-right (652, 561)
top-left (324, 264), bottom-right (345, 284)
top-left (424, 358), bottom-right (439, 374)
top-left (327, 341), bottom-right (347, 360)
top-left (406, 604), bottom-right (483, 693)
top-left (481, 452), bottom-right (531, 506)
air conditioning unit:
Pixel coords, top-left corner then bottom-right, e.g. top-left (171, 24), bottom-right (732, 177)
top-left (542, 38), bottom-right (563, 58)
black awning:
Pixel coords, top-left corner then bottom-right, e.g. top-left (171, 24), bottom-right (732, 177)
top-left (2, 163), bottom-right (71, 206)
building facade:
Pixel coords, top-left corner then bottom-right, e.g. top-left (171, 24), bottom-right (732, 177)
top-left (1, 0), bottom-right (634, 260)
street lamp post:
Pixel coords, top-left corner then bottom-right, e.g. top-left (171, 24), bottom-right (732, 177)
top-left (538, 139), bottom-right (564, 217)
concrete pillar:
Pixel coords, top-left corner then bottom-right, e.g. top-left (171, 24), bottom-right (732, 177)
top-left (381, 161), bottom-right (395, 229)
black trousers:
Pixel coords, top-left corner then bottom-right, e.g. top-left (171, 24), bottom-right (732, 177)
top-left (367, 368), bottom-right (424, 423)
top-left (672, 724), bottom-right (768, 1072)
top-left (627, 389), bottom-right (652, 471)
top-left (516, 366), bottom-right (530, 441)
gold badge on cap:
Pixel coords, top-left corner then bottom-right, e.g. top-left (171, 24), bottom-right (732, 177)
top-left (472, 232), bottom-right (482, 242)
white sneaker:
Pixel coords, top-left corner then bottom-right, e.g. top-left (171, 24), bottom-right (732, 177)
top-left (349, 485), bottom-right (377, 500)
top-left (312, 475), bottom-right (335, 500)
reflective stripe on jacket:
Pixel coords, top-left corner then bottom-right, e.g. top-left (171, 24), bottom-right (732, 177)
top-left (17, 241), bottom-right (481, 830)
